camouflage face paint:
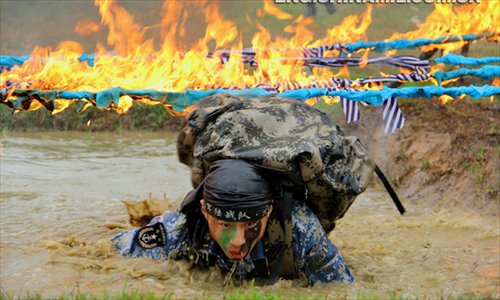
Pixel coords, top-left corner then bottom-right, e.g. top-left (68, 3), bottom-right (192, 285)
top-left (239, 220), bottom-right (263, 253)
top-left (218, 224), bottom-right (237, 254)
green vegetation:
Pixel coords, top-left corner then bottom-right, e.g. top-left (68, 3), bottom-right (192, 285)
top-left (420, 161), bottom-right (432, 170)
top-left (0, 289), bottom-right (400, 300)
top-left (0, 289), bottom-right (172, 300)
top-left (0, 104), bottom-right (183, 132)
top-left (462, 145), bottom-right (499, 197)
top-left (1, 275), bottom-right (497, 300)
top-left (395, 150), bottom-right (408, 162)
top-left (3, 289), bottom-right (496, 300)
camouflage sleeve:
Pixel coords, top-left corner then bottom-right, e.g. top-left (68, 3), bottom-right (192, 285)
top-left (292, 202), bottom-right (355, 284)
top-left (111, 211), bottom-right (188, 260)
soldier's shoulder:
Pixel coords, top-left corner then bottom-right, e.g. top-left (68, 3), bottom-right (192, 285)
top-left (290, 200), bottom-right (323, 233)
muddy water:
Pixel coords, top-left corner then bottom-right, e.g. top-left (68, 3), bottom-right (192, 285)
top-left (1, 132), bottom-right (498, 299)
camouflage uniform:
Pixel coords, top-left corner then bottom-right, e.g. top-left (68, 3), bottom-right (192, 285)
top-left (177, 94), bottom-right (375, 232)
top-left (112, 94), bottom-right (376, 285)
top-left (112, 199), bottom-right (354, 285)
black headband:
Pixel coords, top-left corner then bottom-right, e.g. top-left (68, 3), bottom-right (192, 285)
top-left (203, 159), bottom-right (273, 222)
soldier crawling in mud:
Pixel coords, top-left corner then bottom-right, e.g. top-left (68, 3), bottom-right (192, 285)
top-left (113, 159), bottom-right (354, 285)
top-left (113, 94), bottom-right (397, 286)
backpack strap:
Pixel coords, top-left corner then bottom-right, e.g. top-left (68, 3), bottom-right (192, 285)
top-left (375, 164), bottom-right (406, 215)
top-left (265, 188), bottom-right (296, 281)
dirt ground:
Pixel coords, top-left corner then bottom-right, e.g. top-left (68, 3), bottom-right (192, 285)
top-left (343, 98), bottom-right (499, 216)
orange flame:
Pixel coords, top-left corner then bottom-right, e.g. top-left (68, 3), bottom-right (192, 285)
top-left (439, 95), bottom-right (454, 104)
top-left (1, 0), bottom-right (379, 96)
top-left (313, 5), bottom-right (372, 47)
top-left (388, 1), bottom-right (500, 54)
top-left (440, 94), bottom-right (465, 105)
top-left (75, 20), bottom-right (100, 37)
top-left (0, 0), bottom-right (497, 114)
top-left (257, 0), bottom-right (293, 20)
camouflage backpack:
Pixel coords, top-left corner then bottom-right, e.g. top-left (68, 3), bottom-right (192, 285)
top-left (176, 93), bottom-right (401, 232)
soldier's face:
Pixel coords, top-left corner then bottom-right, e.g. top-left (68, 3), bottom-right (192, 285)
top-left (200, 200), bottom-right (272, 260)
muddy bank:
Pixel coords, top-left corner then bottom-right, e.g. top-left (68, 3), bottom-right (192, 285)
top-left (344, 98), bottom-right (499, 215)
top-left (0, 104), bottom-right (184, 132)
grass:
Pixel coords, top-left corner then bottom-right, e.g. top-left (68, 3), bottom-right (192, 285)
top-left (420, 161), bottom-right (433, 170)
top-left (2, 288), bottom-right (497, 300)
top-left (462, 145), bottom-right (498, 194)
top-left (395, 150), bottom-right (409, 162)
top-left (0, 290), bottom-right (172, 300)
top-left (0, 103), bottom-right (183, 132)
top-left (0, 289), bottom-right (399, 300)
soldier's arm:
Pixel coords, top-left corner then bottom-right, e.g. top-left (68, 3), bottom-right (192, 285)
top-left (112, 210), bottom-right (188, 260)
top-left (292, 203), bottom-right (355, 284)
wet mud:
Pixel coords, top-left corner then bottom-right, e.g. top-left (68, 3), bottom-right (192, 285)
top-left (1, 132), bottom-right (498, 299)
